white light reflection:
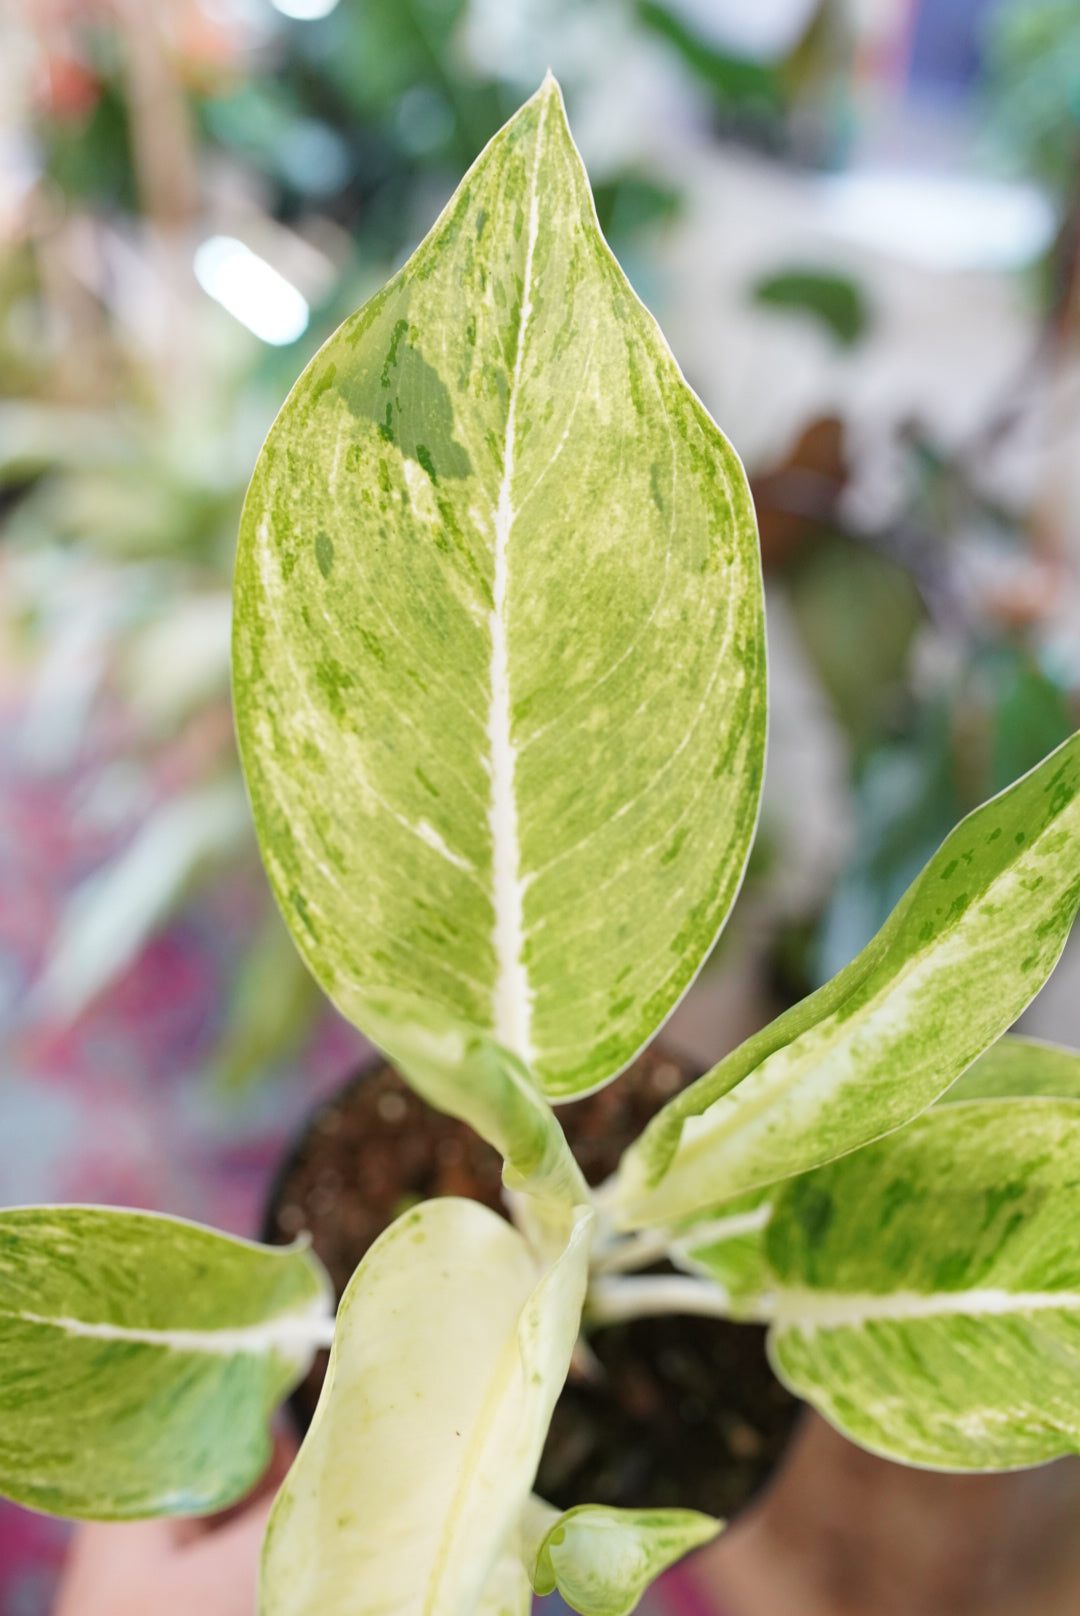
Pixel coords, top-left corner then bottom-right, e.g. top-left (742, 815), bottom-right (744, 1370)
top-left (193, 236), bottom-right (309, 346)
top-left (818, 172), bottom-right (1056, 275)
top-left (269, 0), bottom-right (340, 19)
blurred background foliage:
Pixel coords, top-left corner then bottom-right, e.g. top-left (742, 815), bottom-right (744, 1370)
top-left (1, 0), bottom-right (1078, 1140)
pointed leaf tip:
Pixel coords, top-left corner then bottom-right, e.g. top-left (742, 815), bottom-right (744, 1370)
top-left (614, 729), bottom-right (1080, 1224)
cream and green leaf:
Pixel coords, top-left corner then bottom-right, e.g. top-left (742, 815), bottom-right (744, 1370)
top-left (233, 73), bottom-right (766, 1103)
top-left (522, 1497), bottom-right (720, 1616)
top-left (667, 1188), bottom-right (774, 1314)
top-left (260, 1196), bottom-right (592, 1616)
top-left (941, 1033), bottom-right (1080, 1103)
top-left (612, 732), bottom-right (1080, 1228)
top-left (670, 1036), bottom-right (1080, 1301)
top-left (0, 1207), bottom-right (331, 1519)
top-left (763, 1100), bottom-right (1080, 1469)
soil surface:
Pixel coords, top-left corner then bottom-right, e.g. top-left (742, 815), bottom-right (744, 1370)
top-left (264, 1045), bottom-right (801, 1517)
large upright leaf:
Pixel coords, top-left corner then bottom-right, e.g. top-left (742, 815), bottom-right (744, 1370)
top-left (233, 75), bottom-right (765, 1100)
top-left (612, 732), bottom-right (1080, 1227)
top-left (0, 1207), bottom-right (331, 1519)
top-left (260, 1196), bottom-right (592, 1616)
top-left (764, 1101), bottom-right (1080, 1469)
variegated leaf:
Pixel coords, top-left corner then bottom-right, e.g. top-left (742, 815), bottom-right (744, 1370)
top-left (941, 1033), bottom-right (1080, 1103)
top-left (259, 1197), bottom-right (592, 1616)
top-left (612, 732), bottom-right (1080, 1228)
top-left (765, 1101), bottom-right (1080, 1469)
top-left (0, 1207), bottom-right (331, 1519)
top-left (667, 1188), bottom-right (773, 1313)
top-left (233, 75), bottom-right (765, 1102)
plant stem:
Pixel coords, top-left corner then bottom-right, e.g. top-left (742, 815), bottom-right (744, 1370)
top-left (590, 1226), bottom-right (674, 1274)
top-left (586, 1274), bottom-right (737, 1327)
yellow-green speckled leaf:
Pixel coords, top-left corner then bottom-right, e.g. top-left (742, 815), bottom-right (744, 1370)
top-left (941, 1034), bottom-right (1080, 1103)
top-left (612, 732), bottom-right (1080, 1227)
top-left (523, 1498), bottom-right (720, 1616)
top-left (0, 1207), bottom-right (331, 1520)
top-left (766, 1102), bottom-right (1080, 1470)
top-left (259, 1197), bottom-right (592, 1616)
top-left (233, 75), bottom-right (765, 1101)
top-left (668, 1189), bottom-right (773, 1314)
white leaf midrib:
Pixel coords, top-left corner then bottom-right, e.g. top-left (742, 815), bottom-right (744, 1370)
top-left (775, 1284), bottom-right (1080, 1335)
top-left (10, 1304), bottom-right (336, 1358)
top-left (486, 90), bottom-right (549, 1069)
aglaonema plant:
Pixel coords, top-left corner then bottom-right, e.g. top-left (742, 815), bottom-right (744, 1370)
top-left (5, 75), bottom-right (1080, 1616)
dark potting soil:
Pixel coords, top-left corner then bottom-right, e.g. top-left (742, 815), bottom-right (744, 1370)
top-left (264, 1046), bottom-right (800, 1518)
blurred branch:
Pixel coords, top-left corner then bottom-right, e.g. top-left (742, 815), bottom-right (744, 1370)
top-left (113, 0), bottom-right (198, 228)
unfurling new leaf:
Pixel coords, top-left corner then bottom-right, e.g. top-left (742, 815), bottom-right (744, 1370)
top-left (523, 1497), bottom-right (720, 1616)
top-left (260, 1197), bottom-right (591, 1616)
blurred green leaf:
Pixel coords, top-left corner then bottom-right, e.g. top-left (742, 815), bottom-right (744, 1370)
top-left (212, 904), bottom-right (322, 1093)
top-left (753, 267), bottom-right (870, 347)
top-left (592, 173), bottom-right (682, 244)
top-left (635, 2), bottom-right (785, 115)
top-left (982, 0), bottom-right (1080, 203)
top-left (39, 80), bottom-right (137, 212)
top-left (786, 536), bottom-right (922, 747)
top-left (990, 652), bottom-right (1075, 794)
top-left (31, 782), bottom-right (249, 1025)
top-left (816, 704), bottom-right (962, 981)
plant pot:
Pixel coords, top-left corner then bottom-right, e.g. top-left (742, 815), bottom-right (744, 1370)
top-left (262, 1046), bottom-right (802, 1520)
top-left (700, 1411), bottom-right (1080, 1616)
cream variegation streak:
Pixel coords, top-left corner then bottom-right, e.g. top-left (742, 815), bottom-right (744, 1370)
top-left (611, 731), bottom-right (1080, 1228)
top-left (0, 1207), bottom-right (331, 1519)
top-left (259, 1198), bottom-right (592, 1616)
top-left (233, 75), bottom-right (765, 1100)
top-left (764, 1102), bottom-right (1080, 1469)
top-left (522, 1496), bottom-right (720, 1616)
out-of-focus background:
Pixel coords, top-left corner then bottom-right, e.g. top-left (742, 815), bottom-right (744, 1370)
top-left (1, 0), bottom-right (1078, 1607)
